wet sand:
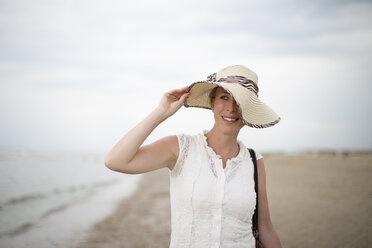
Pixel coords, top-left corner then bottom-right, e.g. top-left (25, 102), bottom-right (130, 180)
top-left (76, 153), bottom-right (372, 248)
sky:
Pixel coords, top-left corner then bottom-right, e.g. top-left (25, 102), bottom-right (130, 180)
top-left (0, 0), bottom-right (371, 153)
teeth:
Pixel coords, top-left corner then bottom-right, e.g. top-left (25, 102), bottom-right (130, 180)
top-left (223, 117), bottom-right (237, 122)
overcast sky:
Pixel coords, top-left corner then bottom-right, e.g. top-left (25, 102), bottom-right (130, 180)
top-left (0, 0), bottom-right (371, 153)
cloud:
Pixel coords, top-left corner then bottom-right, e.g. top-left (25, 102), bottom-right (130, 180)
top-left (0, 0), bottom-right (371, 151)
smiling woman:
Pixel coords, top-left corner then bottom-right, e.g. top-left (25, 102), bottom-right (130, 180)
top-left (104, 65), bottom-right (282, 248)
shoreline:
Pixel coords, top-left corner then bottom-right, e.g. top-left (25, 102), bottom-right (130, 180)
top-left (0, 175), bottom-right (142, 248)
top-left (76, 168), bottom-right (171, 248)
top-left (0, 150), bottom-right (142, 248)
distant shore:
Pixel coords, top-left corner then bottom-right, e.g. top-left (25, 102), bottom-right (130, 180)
top-left (76, 153), bottom-right (372, 248)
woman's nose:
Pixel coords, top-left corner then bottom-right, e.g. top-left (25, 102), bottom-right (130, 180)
top-left (227, 99), bottom-right (239, 112)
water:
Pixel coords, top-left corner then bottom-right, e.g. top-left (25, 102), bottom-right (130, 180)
top-left (0, 150), bottom-right (141, 247)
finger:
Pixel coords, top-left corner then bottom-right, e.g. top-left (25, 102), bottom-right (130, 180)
top-left (179, 86), bottom-right (189, 92)
top-left (179, 92), bottom-right (190, 103)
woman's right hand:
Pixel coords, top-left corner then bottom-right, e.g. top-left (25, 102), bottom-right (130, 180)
top-left (157, 86), bottom-right (190, 119)
top-left (105, 86), bottom-right (190, 174)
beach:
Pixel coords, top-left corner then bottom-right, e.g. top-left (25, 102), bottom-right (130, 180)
top-left (76, 153), bottom-right (372, 248)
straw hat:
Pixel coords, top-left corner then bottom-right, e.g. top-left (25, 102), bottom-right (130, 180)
top-left (184, 65), bottom-right (280, 128)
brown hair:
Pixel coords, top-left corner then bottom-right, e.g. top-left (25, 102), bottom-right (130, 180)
top-left (209, 87), bottom-right (219, 106)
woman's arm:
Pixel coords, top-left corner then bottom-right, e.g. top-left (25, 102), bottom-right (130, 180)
top-left (104, 86), bottom-right (189, 174)
top-left (257, 158), bottom-right (282, 247)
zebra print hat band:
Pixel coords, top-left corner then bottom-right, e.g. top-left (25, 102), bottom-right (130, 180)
top-left (184, 65), bottom-right (280, 128)
top-left (206, 73), bottom-right (259, 96)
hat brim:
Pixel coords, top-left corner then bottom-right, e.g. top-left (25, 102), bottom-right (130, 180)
top-left (184, 81), bottom-right (280, 128)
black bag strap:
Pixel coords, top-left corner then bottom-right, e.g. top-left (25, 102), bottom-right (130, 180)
top-left (248, 148), bottom-right (259, 237)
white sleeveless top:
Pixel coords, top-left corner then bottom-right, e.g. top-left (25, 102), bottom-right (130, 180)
top-left (169, 132), bottom-right (263, 248)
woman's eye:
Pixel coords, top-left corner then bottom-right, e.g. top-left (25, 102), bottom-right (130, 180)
top-left (220, 95), bottom-right (229, 100)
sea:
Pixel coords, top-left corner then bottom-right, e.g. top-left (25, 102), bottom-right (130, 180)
top-left (0, 150), bottom-right (141, 248)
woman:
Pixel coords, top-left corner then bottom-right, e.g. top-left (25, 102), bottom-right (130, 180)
top-left (105, 65), bottom-right (282, 247)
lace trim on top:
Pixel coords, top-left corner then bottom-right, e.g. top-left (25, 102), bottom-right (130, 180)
top-left (172, 134), bottom-right (190, 176)
top-left (201, 130), bottom-right (245, 179)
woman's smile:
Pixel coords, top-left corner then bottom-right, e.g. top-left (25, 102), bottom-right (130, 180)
top-left (221, 115), bottom-right (240, 123)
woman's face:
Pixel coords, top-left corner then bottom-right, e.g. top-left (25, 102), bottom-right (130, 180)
top-left (211, 87), bottom-right (244, 133)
